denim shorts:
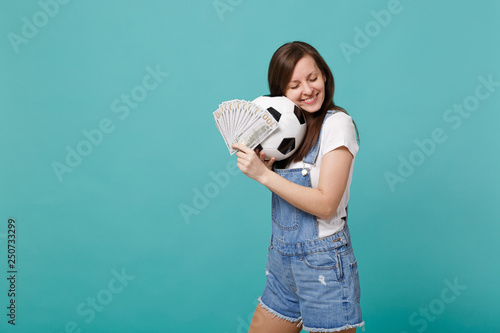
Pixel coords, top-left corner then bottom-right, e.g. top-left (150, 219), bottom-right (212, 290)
top-left (259, 227), bottom-right (364, 332)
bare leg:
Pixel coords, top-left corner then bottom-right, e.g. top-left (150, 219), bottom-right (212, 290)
top-left (248, 303), bottom-right (302, 333)
top-left (341, 328), bottom-right (357, 333)
top-left (249, 304), bottom-right (359, 333)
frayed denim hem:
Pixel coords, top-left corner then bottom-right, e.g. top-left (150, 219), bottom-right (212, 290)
top-left (303, 320), bottom-right (365, 332)
top-left (257, 297), bottom-right (302, 324)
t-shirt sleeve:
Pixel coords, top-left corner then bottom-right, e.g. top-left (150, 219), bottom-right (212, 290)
top-left (321, 113), bottom-right (359, 158)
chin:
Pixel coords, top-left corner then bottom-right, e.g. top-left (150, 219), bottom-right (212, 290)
top-left (301, 106), bottom-right (320, 114)
top-left (301, 101), bottom-right (324, 114)
top-left (302, 96), bottom-right (324, 112)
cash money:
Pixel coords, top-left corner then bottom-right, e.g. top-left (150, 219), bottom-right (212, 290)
top-left (213, 99), bottom-right (279, 155)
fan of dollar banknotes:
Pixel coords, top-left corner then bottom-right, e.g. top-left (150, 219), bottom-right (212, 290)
top-left (213, 99), bottom-right (279, 155)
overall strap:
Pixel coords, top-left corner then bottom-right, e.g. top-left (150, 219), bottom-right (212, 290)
top-left (302, 110), bottom-right (338, 165)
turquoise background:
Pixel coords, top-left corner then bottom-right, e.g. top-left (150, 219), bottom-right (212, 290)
top-left (1, 0), bottom-right (499, 332)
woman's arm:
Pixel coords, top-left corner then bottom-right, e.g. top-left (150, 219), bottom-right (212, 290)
top-left (232, 143), bottom-right (353, 220)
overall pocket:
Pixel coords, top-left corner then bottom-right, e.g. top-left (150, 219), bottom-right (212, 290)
top-left (350, 259), bottom-right (361, 303)
top-left (271, 168), bottom-right (311, 231)
top-left (272, 192), bottom-right (300, 230)
top-left (301, 248), bottom-right (343, 281)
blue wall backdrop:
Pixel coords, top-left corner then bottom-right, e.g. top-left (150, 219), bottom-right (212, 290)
top-left (1, 0), bottom-right (499, 332)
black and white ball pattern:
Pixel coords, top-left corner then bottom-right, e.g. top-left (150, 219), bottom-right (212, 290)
top-left (252, 96), bottom-right (307, 161)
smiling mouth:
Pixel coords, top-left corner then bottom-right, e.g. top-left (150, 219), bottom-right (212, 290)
top-left (302, 94), bottom-right (318, 104)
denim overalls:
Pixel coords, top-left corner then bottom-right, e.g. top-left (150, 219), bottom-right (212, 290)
top-left (258, 110), bottom-right (365, 332)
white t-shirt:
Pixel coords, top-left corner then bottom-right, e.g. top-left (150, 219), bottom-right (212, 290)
top-left (288, 112), bottom-right (359, 238)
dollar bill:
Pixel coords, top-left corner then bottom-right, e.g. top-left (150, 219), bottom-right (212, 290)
top-left (213, 99), bottom-right (279, 155)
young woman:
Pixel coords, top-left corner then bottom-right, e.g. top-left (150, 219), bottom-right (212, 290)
top-left (231, 41), bottom-right (364, 333)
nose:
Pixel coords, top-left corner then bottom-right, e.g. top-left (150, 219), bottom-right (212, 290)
top-left (302, 82), bottom-right (313, 95)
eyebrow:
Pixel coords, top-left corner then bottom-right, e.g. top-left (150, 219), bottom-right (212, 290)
top-left (289, 71), bottom-right (319, 83)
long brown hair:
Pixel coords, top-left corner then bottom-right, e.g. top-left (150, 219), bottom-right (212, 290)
top-left (268, 41), bottom-right (359, 168)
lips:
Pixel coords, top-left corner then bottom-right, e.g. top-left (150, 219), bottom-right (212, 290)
top-left (302, 93), bottom-right (318, 104)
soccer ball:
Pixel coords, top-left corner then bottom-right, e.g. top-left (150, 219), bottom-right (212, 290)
top-left (252, 95), bottom-right (307, 161)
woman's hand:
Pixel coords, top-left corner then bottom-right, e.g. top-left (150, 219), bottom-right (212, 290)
top-left (256, 149), bottom-right (275, 171)
top-left (231, 143), bottom-right (274, 183)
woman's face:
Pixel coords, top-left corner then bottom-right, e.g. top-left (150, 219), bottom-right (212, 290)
top-left (284, 55), bottom-right (326, 115)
